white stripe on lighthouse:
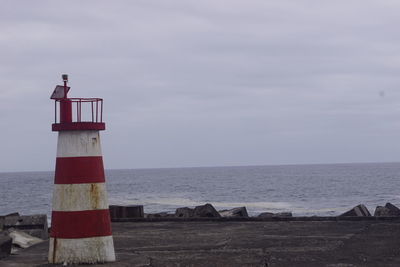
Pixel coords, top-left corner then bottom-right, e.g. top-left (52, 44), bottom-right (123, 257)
top-left (57, 131), bottom-right (102, 158)
top-left (49, 236), bottom-right (115, 264)
top-left (52, 183), bottom-right (109, 211)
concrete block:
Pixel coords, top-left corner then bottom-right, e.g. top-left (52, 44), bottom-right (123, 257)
top-left (4, 213), bottom-right (19, 217)
top-left (374, 203), bottom-right (400, 217)
top-left (0, 216), bottom-right (4, 230)
top-left (274, 212), bottom-right (293, 217)
top-left (146, 212), bottom-right (175, 218)
top-left (8, 230), bottom-right (43, 249)
top-left (3, 214), bottom-right (48, 240)
top-left (193, 203), bottom-right (221, 218)
top-left (258, 212), bottom-right (293, 218)
top-left (125, 205), bottom-right (144, 218)
top-left (340, 204), bottom-right (371, 217)
top-left (109, 205), bottom-right (121, 219)
top-left (175, 207), bottom-right (194, 218)
top-left (258, 212), bottom-right (274, 218)
top-left (0, 232), bottom-right (12, 259)
top-left (109, 205), bottom-right (144, 219)
top-left (219, 207), bottom-right (249, 218)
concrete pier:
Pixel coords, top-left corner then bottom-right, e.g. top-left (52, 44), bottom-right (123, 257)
top-left (2, 219), bottom-right (400, 266)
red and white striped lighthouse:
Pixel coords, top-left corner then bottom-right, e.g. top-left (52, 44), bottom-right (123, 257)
top-left (48, 75), bottom-right (115, 264)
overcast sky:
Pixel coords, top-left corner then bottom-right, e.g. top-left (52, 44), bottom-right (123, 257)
top-left (1, 0), bottom-right (400, 172)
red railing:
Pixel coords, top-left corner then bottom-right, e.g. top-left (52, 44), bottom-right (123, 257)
top-left (54, 98), bottom-right (103, 124)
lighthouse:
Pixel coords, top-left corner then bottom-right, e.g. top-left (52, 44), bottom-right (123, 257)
top-left (48, 75), bottom-right (115, 264)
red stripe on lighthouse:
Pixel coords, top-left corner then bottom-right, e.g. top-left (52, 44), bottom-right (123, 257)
top-left (51, 210), bottom-right (112, 238)
top-left (55, 156), bottom-right (105, 184)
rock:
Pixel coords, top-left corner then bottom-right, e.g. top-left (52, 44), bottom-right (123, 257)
top-left (175, 207), bottom-right (194, 218)
top-left (193, 204), bottom-right (221, 218)
top-left (340, 204), bottom-right (371, 217)
top-left (3, 214), bottom-right (48, 239)
top-left (146, 212), bottom-right (175, 218)
top-left (258, 212), bottom-right (293, 218)
top-left (109, 205), bottom-right (144, 219)
top-left (374, 203), bottom-right (400, 217)
top-left (219, 207), bottom-right (249, 218)
top-left (0, 232), bottom-right (12, 259)
top-left (8, 230), bottom-right (43, 249)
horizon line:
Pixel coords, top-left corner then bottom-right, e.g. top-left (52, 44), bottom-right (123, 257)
top-left (1, 160), bottom-right (399, 174)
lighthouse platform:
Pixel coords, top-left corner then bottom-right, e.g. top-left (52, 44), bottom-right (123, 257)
top-left (2, 219), bottom-right (400, 266)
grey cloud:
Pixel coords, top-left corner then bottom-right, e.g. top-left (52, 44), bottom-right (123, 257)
top-left (1, 1), bottom-right (400, 171)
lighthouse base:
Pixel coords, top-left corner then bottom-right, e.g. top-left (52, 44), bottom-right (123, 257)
top-left (48, 236), bottom-right (115, 264)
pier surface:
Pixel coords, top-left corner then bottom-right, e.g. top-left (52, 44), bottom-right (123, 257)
top-left (1, 219), bottom-right (400, 266)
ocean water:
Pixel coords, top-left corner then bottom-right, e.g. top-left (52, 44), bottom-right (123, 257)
top-left (1, 162), bottom-right (400, 219)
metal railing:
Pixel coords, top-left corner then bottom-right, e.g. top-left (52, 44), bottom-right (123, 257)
top-left (54, 98), bottom-right (103, 124)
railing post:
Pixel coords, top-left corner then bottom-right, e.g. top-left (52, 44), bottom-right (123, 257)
top-left (96, 100), bottom-right (99, 123)
top-left (79, 99), bottom-right (82, 122)
top-left (91, 102), bottom-right (94, 122)
top-left (100, 100), bottom-right (103, 123)
top-left (76, 101), bottom-right (79, 122)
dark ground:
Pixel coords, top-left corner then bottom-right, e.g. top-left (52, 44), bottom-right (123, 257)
top-left (1, 219), bottom-right (400, 267)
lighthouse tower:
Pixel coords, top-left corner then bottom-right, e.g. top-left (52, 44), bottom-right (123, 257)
top-left (48, 75), bottom-right (115, 264)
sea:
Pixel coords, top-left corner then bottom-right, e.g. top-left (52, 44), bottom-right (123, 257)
top-left (1, 162), bottom-right (400, 220)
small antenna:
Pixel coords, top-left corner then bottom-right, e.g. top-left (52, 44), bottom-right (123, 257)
top-left (62, 74), bottom-right (69, 99)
